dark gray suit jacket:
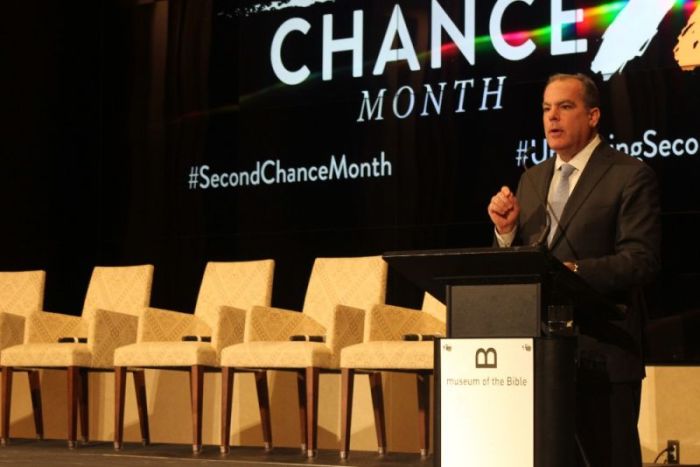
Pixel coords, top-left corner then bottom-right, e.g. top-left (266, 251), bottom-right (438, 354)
top-left (514, 141), bottom-right (661, 382)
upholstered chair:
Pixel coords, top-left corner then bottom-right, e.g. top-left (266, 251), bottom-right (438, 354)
top-left (113, 260), bottom-right (274, 453)
top-left (0, 270), bottom-right (46, 442)
top-left (339, 293), bottom-right (445, 458)
top-left (0, 265), bottom-right (154, 448)
top-left (219, 256), bottom-right (387, 457)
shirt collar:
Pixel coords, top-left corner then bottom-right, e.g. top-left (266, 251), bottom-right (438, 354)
top-left (554, 134), bottom-right (601, 173)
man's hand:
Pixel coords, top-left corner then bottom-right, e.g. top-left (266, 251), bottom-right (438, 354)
top-left (488, 186), bottom-right (520, 234)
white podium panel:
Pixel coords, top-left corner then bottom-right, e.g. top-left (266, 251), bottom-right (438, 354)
top-left (439, 338), bottom-right (534, 467)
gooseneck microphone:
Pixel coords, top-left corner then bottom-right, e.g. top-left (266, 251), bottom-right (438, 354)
top-left (532, 209), bottom-right (551, 248)
top-left (519, 158), bottom-right (553, 248)
top-left (519, 157), bottom-right (580, 261)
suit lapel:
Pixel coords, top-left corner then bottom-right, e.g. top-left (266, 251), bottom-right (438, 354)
top-left (517, 158), bottom-right (553, 246)
top-left (550, 143), bottom-right (614, 248)
top-left (530, 158), bottom-right (554, 209)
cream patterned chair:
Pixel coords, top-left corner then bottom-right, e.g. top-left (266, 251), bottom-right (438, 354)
top-left (113, 260), bottom-right (274, 453)
top-left (219, 256), bottom-right (387, 457)
top-left (339, 293), bottom-right (445, 459)
top-left (0, 270), bottom-right (46, 442)
top-left (0, 264), bottom-right (153, 448)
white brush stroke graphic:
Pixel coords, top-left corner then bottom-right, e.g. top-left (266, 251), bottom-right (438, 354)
top-left (591, 0), bottom-right (675, 80)
top-left (237, 0), bottom-right (335, 16)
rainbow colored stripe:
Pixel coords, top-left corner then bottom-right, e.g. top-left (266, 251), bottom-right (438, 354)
top-left (442, 0), bottom-right (699, 54)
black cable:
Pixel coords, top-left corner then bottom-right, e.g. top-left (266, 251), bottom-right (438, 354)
top-left (653, 447), bottom-right (669, 464)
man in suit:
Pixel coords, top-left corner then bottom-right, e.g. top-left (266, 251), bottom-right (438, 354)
top-left (487, 73), bottom-right (661, 466)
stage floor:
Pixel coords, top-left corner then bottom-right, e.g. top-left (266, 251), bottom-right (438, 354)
top-left (0, 439), bottom-right (433, 466)
top-left (0, 440), bottom-right (696, 466)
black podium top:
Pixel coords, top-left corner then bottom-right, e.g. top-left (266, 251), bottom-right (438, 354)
top-left (383, 245), bottom-right (622, 322)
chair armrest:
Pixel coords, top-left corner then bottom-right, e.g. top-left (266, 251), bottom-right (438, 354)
top-left (244, 305), bottom-right (324, 342)
top-left (0, 313), bottom-right (26, 350)
top-left (211, 305), bottom-right (246, 351)
top-left (24, 311), bottom-right (84, 344)
top-left (412, 313), bottom-right (445, 336)
top-left (88, 309), bottom-right (139, 368)
top-left (326, 304), bottom-right (365, 356)
top-left (364, 304), bottom-right (446, 341)
top-left (137, 306), bottom-right (204, 342)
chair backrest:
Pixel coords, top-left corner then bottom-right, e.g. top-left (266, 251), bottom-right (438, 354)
top-left (302, 256), bottom-right (387, 329)
top-left (193, 260), bottom-right (275, 329)
top-left (81, 265), bottom-right (154, 320)
top-left (0, 270), bottom-right (46, 316)
top-left (421, 292), bottom-right (446, 323)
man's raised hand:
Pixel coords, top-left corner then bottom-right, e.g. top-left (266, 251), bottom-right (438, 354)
top-left (488, 186), bottom-right (520, 234)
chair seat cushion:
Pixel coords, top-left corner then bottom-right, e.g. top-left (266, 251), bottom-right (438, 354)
top-left (0, 343), bottom-right (92, 368)
top-left (220, 341), bottom-right (333, 369)
top-left (114, 341), bottom-right (218, 367)
top-left (341, 341), bottom-right (435, 370)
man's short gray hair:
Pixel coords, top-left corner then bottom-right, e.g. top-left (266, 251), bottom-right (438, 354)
top-left (547, 73), bottom-right (600, 110)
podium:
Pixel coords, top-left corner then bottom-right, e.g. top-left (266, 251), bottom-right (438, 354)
top-left (382, 246), bottom-right (619, 467)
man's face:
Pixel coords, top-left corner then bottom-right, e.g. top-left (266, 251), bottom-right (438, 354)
top-left (542, 78), bottom-right (600, 161)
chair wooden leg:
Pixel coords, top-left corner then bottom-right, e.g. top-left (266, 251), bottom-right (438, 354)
top-left (78, 369), bottom-right (89, 443)
top-left (67, 366), bottom-right (79, 448)
top-left (132, 370), bottom-right (150, 446)
top-left (305, 367), bottom-right (320, 458)
top-left (417, 372), bottom-right (430, 457)
top-left (190, 365), bottom-right (204, 454)
top-left (220, 367), bottom-right (234, 454)
top-left (340, 368), bottom-right (355, 459)
top-left (1, 367), bottom-right (13, 445)
top-left (296, 370), bottom-right (307, 453)
top-left (114, 366), bottom-right (126, 450)
top-left (28, 371), bottom-right (43, 440)
top-left (255, 370), bottom-right (272, 451)
top-left (369, 372), bottom-right (386, 455)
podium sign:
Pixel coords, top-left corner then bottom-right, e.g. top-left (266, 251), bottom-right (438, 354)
top-left (439, 338), bottom-right (534, 467)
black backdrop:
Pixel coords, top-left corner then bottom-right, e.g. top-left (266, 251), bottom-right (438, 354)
top-left (2, 0), bottom-right (699, 363)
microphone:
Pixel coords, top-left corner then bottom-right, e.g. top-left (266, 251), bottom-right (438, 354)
top-left (520, 156), bottom-right (580, 261)
top-left (519, 158), bottom-right (553, 248)
top-left (531, 209), bottom-right (550, 248)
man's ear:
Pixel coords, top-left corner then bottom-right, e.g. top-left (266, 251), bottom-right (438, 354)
top-left (589, 106), bottom-right (601, 128)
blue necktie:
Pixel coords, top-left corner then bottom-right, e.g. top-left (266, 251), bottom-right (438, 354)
top-left (547, 163), bottom-right (575, 246)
